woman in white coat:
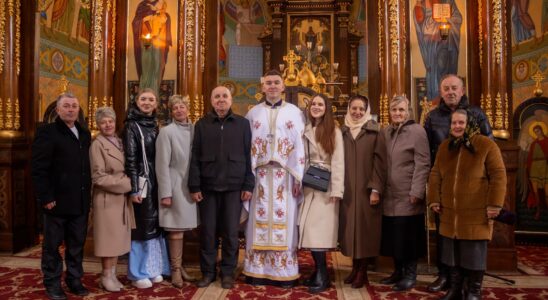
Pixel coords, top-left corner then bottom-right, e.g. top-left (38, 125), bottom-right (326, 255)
top-left (155, 95), bottom-right (199, 287)
top-left (298, 94), bottom-right (344, 293)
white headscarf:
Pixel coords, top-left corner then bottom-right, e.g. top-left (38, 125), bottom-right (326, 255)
top-left (344, 97), bottom-right (371, 139)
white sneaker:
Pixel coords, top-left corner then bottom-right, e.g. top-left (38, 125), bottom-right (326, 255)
top-left (151, 275), bottom-right (163, 283)
top-left (132, 278), bottom-right (153, 289)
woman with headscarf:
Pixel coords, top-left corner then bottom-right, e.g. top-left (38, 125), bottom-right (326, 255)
top-left (428, 109), bottom-right (506, 300)
top-left (379, 96), bottom-right (430, 291)
top-left (339, 95), bottom-right (386, 289)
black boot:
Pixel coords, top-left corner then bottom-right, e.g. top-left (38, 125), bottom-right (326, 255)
top-left (465, 270), bottom-right (484, 300)
top-left (380, 259), bottom-right (403, 285)
top-left (440, 267), bottom-right (463, 300)
top-left (309, 251), bottom-right (330, 294)
top-left (393, 260), bottom-right (417, 291)
top-left (303, 251), bottom-right (318, 287)
top-left (344, 259), bottom-right (360, 284)
top-left (428, 263), bottom-right (450, 292)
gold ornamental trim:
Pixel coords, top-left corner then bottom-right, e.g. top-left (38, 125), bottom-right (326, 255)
top-left (478, 0), bottom-right (483, 68)
top-left (504, 93), bottom-right (509, 130)
top-left (480, 93), bottom-right (485, 112)
top-left (111, 0), bottom-right (116, 73)
top-left (185, 0), bottom-right (196, 70)
top-left (494, 92), bottom-right (503, 129)
top-left (388, 0), bottom-right (399, 65)
top-left (93, 0), bottom-right (104, 71)
top-left (7, 0), bottom-right (13, 16)
top-left (492, 0), bottom-right (502, 65)
top-left (380, 93), bottom-right (390, 126)
top-left (0, 97), bottom-right (3, 128)
top-left (178, 0), bottom-right (184, 72)
top-left (87, 96), bottom-right (92, 129)
top-left (485, 93), bottom-right (493, 126)
top-left (5, 97), bottom-right (12, 130)
top-left (199, 0), bottom-right (205, 72)
top-left (15, 0), bottom-right (20, 75)
top-left (14, 98), bottom-right (19, 130)
top-left (0, 0), bottom-right (6, 73)
top-left (378, 0), bottom-right (383, 70)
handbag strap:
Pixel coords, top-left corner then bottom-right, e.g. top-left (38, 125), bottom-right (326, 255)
top-left (135, 124), bottom-right (149, 176)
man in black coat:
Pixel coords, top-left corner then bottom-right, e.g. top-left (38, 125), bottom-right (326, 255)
top-left (189, 86), bottom-right (255, 289)
top-left (424, 74), bottom-right (493, 295)
top-left (31, 93), bottom-right (91, 300)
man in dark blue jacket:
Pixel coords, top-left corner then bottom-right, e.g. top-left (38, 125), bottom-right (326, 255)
top-left (31, 93), bottom-right (91, 300)
top-left (424, 74), bottom-right (493, 294)
top-left (189, 86), bottom-right (255, 289)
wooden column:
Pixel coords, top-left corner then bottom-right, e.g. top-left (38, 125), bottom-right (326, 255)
top-left (89, 0), bottom-right (116, 131)
top-left (378, 0), bottom-right (409, 126)
top-left (178, 0), bottom-right (206, 122)
top-left (0, 0), bottom-right (39, 253)
top-left (479, 0), bottom-right (511, 139)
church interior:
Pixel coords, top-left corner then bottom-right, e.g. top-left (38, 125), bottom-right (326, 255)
top-left (0, 0), bottom-right (547, 299)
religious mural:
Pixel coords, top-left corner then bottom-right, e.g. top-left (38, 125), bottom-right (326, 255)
top-left (515, 99), bottom-right (548, 233)
top-left (126, 0), bottom-right (178, 110)
top-left (410, 0), bottom-right (466, 105)
top-left (38, 0), bottom-right (91, 121)
top-left (511, 0), bottom-right (548, 111)
top-left (219, 0), bottom-right (270, 115)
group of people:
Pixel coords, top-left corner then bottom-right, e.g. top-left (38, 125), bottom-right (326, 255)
top-left (31, 71), bottom-right (506, 300)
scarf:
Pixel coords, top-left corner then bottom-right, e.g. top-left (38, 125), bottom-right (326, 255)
top-left (448, 120), bottom-right (480, 153)
top-left (344, 102), bottom-right (371, 139)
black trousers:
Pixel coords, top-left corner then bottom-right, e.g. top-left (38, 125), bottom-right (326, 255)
top-left (41, 213), bottom-right (88, 288)
top-left (198, 190), bottom-right (241, 277)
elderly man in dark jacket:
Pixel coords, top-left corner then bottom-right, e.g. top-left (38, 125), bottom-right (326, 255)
top-left (189, 86), bottom-right (255, 289)
top-left (31, 93), bottom-right (91, 300)
top-left (424, 74), bottom-right (493, 293)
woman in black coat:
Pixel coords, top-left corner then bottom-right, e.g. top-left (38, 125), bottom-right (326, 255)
top-left (123, 88), bottom-right (169, 289)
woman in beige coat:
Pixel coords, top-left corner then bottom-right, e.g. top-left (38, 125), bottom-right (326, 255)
top-left (298, 94), bottom-right (344, 293)
top-left (155, 95), bottom-right (199, 287)
top-left (90, 107), bottom-right (133, 292)
top-left (339, 95), bottom-right (386, 289)
top-left (379, 96), bottom-right (430, 291)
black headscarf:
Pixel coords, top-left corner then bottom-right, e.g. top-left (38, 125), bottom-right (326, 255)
top-left (448, 110), bottom-right (480, 153)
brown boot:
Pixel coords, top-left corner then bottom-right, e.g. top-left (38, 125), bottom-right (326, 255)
top-left (169, 238), bottom-right (184, 288)
top-left (351, 259), bottom-right (369, 289)
top-left (344, 259), bottom-right (361, 284)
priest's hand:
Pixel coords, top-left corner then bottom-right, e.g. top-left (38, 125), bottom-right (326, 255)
top-left (241, 191), bottom-right (252, 201)
top-left (191, 192), bottom-right (204, 202)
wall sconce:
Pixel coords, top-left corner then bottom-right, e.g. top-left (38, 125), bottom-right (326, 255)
top-left (142, 33), bottom-right (152, 48)
top-left (439, 20), bottom-right (450, 40)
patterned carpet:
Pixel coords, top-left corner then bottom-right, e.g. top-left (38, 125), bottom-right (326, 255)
top-left (1, 245), bottom-right (547, 299)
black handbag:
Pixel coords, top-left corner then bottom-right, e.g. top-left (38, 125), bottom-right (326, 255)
top-left (302, 140), bottom-right (331, 192)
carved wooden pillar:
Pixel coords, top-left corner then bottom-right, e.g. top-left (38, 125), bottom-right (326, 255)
top-left (378, 0), bottom-right (408, 126)
top-left (0, 0), bottom-right (38, 252)
top-left (89, 0), bottom-right (116, 131)
top-left (479, 0), bottom-right (511, 139)
top-left (178, 0), bottom-right (206, 122)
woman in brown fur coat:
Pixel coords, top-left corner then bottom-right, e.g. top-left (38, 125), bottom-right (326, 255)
top-left (428, 109), bottom-right (506, 300)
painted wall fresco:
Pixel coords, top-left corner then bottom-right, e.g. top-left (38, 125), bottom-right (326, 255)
top-left (218, 0), bottom-right (270, 116)
top-left (38, 0), bottom-right (91, 121)
top-left (511, 1), bottom-right (548, 234)
top-left (511, 0), bottom-right (548, 111)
